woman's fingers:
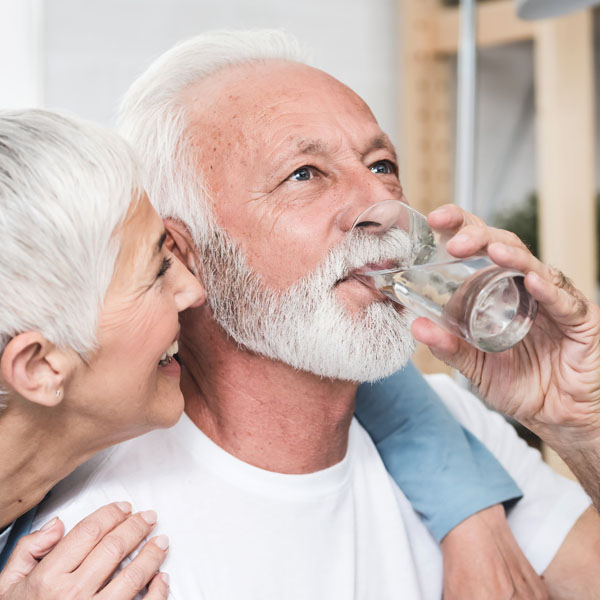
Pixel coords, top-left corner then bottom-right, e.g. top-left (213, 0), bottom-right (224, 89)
top-left (142, 572), bottom-right (171, 600)
top-left (95, 536), bottom-right (170, 600)
top-left (0, 518), bottom-right (64, 593)
top-left (40, 502), bottom-right (133, 573)
top-left (0, 504), bottom-right (166, 600)
top-left (71, 511), bottom-right (159, 595)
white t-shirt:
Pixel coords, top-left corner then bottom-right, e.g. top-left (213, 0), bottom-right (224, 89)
top-left (35, 375), bottom-right (591, 600)
top-left (0, 524), bottom-right (13, 556)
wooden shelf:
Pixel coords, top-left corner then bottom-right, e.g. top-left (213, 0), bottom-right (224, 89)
top-left (398, 0), bottom-right (597, 375)
top-left (432, 0), bottom-right (535, 54)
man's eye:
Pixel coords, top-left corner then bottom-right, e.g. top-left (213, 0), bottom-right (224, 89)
top-left (370, 160), bottom-right (396, 175)
top-left (287, 166), bottom-right (314, 182)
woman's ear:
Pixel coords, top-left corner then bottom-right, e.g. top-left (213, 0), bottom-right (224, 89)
top-left (164, 218), bottom-right (201, 278)
top-left (0, 332), bottom-right (75, 407)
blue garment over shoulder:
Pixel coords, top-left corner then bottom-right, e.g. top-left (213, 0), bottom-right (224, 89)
top-left (355, 362), bottom-right (523, 542)
top-left (0, 502), bottom-right (41, 572)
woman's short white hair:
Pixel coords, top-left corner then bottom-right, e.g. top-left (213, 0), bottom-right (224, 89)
top-left (117, 29), bottom-right (310, 248)
top-left (0, 109), bottom-right (142, 358)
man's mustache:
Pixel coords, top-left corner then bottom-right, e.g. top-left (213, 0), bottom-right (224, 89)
top-left (305, 228), bottom-right (413, 290)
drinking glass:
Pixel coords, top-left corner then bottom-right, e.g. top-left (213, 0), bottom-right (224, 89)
top-left (351, 200), bottom-right (538, 352)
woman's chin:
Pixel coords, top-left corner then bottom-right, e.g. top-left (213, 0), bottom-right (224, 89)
top-left (157, 356), bottom-right (182, 378)
top-left (151, 378), bottom-right (185, 429)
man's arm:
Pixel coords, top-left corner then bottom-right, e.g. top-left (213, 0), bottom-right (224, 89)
top-left (542, 506), bottom-right (600, 599)
top-left (425, 373), bottom-right (595, 598)
top-left (356, 363), bottom-right (547, 599)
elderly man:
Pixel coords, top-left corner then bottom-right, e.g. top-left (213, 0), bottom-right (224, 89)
top-left (36, 30), bottom-right (600, 599)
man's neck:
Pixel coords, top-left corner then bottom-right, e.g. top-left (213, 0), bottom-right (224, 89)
top-left (180, 316), bottom-right (358, 474)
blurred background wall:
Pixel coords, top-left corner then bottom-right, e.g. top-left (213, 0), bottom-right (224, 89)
top-left (3, 0), bottom-right (598, 220)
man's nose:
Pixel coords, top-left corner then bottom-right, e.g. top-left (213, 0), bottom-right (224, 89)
top-left (334, 172), bottom-right (403, 233)
top-left (350, 199), bottom-right (408, 235)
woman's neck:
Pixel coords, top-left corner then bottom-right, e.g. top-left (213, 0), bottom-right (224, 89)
top-left (0, 403), bottom-right (107, 528)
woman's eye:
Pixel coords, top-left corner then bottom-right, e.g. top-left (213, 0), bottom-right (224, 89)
top-left (156, 255), bottom-right (173, 279)
top-left (370, 160), bottom-right (396, 175)
top-left (287, 166), bottom-right (314, 182)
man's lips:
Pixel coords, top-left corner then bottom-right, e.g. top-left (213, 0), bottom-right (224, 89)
top-left (335, 260), bottom-right (399, 286)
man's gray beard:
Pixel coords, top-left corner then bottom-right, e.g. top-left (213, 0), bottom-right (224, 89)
top-left (198, 224), bottom-right (416, 383)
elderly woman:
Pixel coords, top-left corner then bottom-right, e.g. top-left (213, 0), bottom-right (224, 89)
top-left (0, 109), bottom-right (204, 599)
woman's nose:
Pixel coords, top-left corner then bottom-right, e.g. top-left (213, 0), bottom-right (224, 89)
top-left (174, 256), bottom-right (206, 311)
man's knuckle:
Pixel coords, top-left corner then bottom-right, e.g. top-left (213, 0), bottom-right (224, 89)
top-left (505, 230), bottom-right (522, 246)
top-left (574, 298), bottom-right (589, 319)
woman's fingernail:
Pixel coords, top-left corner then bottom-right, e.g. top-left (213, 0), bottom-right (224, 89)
top-left (140, 510), bottom-right (158, 525)
top-left (40, 517), bottom-right (58, 531)
top-left (154, 534), bottom-right (170, 550)
top-left (116, 501), bottom-right (132, 514)
top-left (161, 572), bottom-right (170, 586)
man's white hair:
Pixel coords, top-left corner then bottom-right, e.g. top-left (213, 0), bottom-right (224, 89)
top-left (117, 29), bottom-right (309, 246)
top-left (0, 109), bottom-right (142, 360)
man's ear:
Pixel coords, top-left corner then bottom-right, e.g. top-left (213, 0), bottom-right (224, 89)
top-left (164, 218), bottom-right (201, 278)
top-left (0, 332), bottom-right (75, 407)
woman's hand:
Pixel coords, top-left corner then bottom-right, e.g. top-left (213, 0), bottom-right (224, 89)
top-left (411, 204), bottom-right (600, 448)
top-left (0, 502), bottom-right (170, 599)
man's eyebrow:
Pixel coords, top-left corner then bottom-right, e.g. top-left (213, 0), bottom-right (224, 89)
top-left (264, 139), bottom-right (329, 183)
top-left (296, 139), bottom-right (328, 154)
top-left (370, 134), bottom-right (396, 155)
top-left (156, 231), bottom-right (167, 254)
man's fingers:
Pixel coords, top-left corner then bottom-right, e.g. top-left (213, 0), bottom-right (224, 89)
top-left (525, 271), bottom-right (592, 328)
top-left (410, 317), bottom-right (486, 385)
top-left (426, 205), bottom-right (530, 259)
top-left (40, 502), bottom-right (133, 573)
top-left (487, 241), bottom-right (543, 274)
top-left (73, 511), bottom-right (159, 593)
top-left (411, 318), bottom-right (464, 362)
top-left (0, 518), bottom-right (64, 592)
top-left (428, 204), bottom-right (484, 231)
top-left (411, 317), bottom-right (462, 357)
top-left (95, 536), bottom-right (169, 600)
